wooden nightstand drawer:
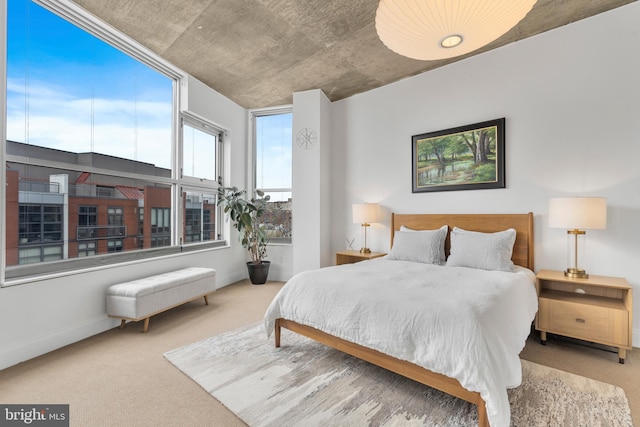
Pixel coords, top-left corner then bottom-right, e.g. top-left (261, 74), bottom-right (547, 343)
top-left (540, 298), bottom-right (628, 346)
top-left (535, 270), bottom-right (632, 363)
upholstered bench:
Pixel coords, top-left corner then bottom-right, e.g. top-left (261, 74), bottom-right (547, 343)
top-left (106, 267), bottom-right (216, 332)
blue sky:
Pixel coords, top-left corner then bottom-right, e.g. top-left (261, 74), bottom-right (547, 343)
top-left (6, 0), bottom-right (292, 184)
top-left (256, 113), bottom-right (292, 193)
top-left (6, 0), bottom-right (173, 168)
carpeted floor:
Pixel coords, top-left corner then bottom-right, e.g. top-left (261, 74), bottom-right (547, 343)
top-left (1, 279), bottom-right (639, 426)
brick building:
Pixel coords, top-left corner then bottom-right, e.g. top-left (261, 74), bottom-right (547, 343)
top-left (4, 141), bottom-right (216, 266)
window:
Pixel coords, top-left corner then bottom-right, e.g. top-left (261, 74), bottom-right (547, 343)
top-left (182, 191), bottom-right (218, 244)
top-left (107, 239), bottom-right (123, 253)
top-left (137, 207), bottom-right (145, 248)
top-left (107, 207), bottom-right (124, 236)
top-left (150, 207), bottom-right (171, 248)
top-left (203, 209), bottom-right (214, 241)
top-left (78, 206), bottom-right (97, 226)
top-left (17, 204), bottom-right (64, 264)
top-left (77, 206), bottom-right (97, 240)
top-left (253, 110), bottom-right (292, 243)
top-left (185, 208), bottom-right (201, 242)
top-left (19, 204), bottom-right (63, 244)
top-left (78, 242), bottom-right (97, 257)
top-left (182, 117), bottom-right (218, 182)
top-left (3, 0), bottom-right (224, 282)
top-left (5, 0), bottom-right (173, 274)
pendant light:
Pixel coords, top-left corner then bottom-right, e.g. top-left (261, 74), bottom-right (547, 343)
top-left (376, 0), bottom-right (537, 60)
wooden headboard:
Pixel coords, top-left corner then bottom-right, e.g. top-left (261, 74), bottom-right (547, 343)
top-left (391, 213), bottom-right (534, 270)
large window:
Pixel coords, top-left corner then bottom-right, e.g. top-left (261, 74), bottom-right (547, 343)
top-left (253, 110), bottom-right (292, 243)
top-left (3, 0), bottom-right (223, 282)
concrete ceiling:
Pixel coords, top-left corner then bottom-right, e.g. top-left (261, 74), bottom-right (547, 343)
top-left (72, 0), bottom-right (636, 109)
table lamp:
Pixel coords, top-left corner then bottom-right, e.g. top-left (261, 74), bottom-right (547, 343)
top-left (352, 203), bottom-right (380, 254)
top-left (548, 197), bottom-right (607, 279)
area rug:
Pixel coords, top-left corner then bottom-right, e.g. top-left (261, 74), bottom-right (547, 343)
top-left (164, 323), bottom-right (632, 427)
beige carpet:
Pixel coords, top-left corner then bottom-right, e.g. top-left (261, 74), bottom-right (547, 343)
top-left (1, 280), bottom-right (638, 426)
top-left (165, 323), bottom-right (632, 427)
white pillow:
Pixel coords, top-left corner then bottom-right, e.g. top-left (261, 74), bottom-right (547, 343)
top-left (446, 227), bottom-right (516, 271)
top-left (400, 225), bottom-right (448, 263)
top-left (387, 225), bottom-right (447, 264)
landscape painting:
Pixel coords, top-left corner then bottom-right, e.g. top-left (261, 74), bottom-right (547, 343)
top-left (412, 118), bottom-right (505, 193)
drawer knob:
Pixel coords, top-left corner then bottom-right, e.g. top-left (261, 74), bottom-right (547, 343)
top-left (575, 318), bottom-right (586, 324)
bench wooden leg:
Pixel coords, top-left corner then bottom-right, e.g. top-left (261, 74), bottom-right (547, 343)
top-left (142, 317), bottom-right (150, 333)
top-left (119, 319), bottom-right (126, 329)
top-left (204, 295), bottom-right (209, 305)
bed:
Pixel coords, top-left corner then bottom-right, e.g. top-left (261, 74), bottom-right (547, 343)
top-left (264, 213), bottom-right (537, 427)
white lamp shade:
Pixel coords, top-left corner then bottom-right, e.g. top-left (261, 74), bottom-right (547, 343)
top-left (548, 197), bottom-right (607, 230)
top-left (353, 203), bottom-right (380, 224)
top-left (375, 0), bottom-right (537, 60)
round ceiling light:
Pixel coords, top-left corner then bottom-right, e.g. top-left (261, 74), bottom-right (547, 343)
top-left (441, 35), bottom-right (463, 48)
top-left (375, 0), bottom-right (537, 61)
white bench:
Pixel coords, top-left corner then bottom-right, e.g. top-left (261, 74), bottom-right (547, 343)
top-left (106, 267), bottom-right (216, 332)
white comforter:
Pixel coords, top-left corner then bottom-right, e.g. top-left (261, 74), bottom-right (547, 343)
top-left (264, 258), bottom-right (538, 427)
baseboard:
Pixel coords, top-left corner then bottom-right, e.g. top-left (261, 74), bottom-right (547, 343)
top-left (267, 270), bottom-right (292, 283)
top-left (214, 269), bottom-right (248, 289)
top-left (215, 268), bottom-right (291, 286)
top-left (0, 315), bottom-right (116, 371)
top-left (633, 328), bottom-right (640, 349)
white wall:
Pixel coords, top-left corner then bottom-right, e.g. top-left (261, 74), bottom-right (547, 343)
top-left (292, 89), bottom-right (333, 274)
top-left (331, 3), bottom-right (640, 344)
top-left (0, 76), bottom-right (249, 370)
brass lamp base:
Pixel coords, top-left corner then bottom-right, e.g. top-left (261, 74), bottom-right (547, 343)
top-left (565, 229), bottom-right (589, 279)
top-left (565, 268), bottom-right (588, 279)
top-left (359, 222), bottom-right (371, 254)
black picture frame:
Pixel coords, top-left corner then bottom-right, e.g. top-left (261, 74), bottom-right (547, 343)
top-left (411, 118), bottom-right (505, 193)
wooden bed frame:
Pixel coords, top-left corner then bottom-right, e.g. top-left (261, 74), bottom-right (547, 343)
top-left (274, 213), bottom-right (534, 427)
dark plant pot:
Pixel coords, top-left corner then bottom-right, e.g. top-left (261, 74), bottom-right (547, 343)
top-left (247, 261), bottom-right (270, 285)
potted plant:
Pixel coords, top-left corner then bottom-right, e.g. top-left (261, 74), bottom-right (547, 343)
top-left (217, 186), bottom-right (271, 284)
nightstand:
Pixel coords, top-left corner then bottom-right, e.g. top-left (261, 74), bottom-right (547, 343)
top-left (535, 269), bottom-right (633, 363)
top-left (336, 250), bottom-right (386, 265)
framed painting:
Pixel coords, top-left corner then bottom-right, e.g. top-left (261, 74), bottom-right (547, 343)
top-left (412, 118), bottom-right (505, 193)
